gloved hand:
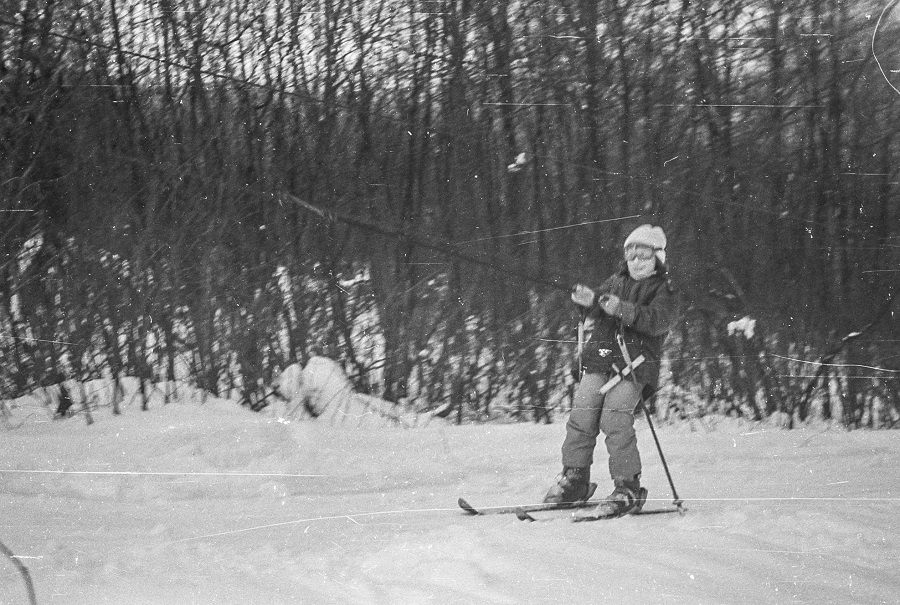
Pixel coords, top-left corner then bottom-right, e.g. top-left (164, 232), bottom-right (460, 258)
top-left (570, 284), bottom-right (596, 308)
top-left (598, 293), bottom-right (623, 317)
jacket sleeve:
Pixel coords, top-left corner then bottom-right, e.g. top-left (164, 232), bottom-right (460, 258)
top-left (618, 280), bottom-right (678, 337)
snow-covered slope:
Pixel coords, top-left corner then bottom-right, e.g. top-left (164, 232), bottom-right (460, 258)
top-left (1, 391), bottom-right (898, 604)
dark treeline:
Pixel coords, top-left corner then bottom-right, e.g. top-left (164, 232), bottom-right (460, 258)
top-left (1, 0), bottom-right (898, 427)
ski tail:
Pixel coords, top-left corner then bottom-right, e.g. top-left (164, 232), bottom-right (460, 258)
top-left (459, 483), bottom-right (598, 516)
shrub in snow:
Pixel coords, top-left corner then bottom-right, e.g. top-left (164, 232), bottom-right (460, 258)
top-left (726, 316), bottom-right (756, 339)
top-left (507, 152), bottom-right (527, 172)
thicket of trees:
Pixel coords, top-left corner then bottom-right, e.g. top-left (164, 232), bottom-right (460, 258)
top-left (1, 0), bottom-right (898, 427)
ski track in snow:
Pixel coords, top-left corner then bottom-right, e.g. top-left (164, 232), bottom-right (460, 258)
top-left (1, 395), bottom-right (899, 605)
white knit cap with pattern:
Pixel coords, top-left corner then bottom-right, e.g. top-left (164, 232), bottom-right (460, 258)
top-left (624, 224), bottom-right (667, 265)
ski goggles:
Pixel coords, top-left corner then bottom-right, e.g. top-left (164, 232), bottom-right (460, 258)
top-left (624, 245), bottom-right (656, 261)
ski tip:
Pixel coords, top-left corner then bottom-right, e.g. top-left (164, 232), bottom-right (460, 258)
top-left (458, 498), bottom-right (478, 515)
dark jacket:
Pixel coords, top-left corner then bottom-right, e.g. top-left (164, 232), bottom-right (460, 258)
top-left (579, 262), bottom-right (678, 391)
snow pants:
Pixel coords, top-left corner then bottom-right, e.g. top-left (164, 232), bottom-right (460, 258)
top-left (561, 372), bottom-right (642, 481)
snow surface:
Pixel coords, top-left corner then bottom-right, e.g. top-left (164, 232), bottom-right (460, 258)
top-left (2, 378), bottom-right (900, 604)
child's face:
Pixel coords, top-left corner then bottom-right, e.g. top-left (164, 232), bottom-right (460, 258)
top-left (625, 244), bottom-right (656, 280)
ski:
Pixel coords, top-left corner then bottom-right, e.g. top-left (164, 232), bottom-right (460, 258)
top-left (517, 488), bottom-right (685, 522)
top-left (516, 506), bottom-right (682, 522)
top-left (516, 503), bottom-right (684, 523)
top-left (572, 507), bottom-right (683, 522)
top-left (458, 483), bottom-right (598, 516)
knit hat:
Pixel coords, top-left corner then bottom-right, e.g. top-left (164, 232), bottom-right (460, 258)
top-left (624, 224), bottom-right (667, 265)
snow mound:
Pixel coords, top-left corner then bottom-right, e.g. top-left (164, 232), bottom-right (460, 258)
top-left (2, 376), bottom-right (218, 426)
top-left (268, 356), bottom-right (441, 428)
top-left (1, 356), bottom-right (442, 430)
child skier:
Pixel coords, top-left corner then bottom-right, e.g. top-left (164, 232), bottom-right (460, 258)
top-left (544, 224), bottom-right (678, 517)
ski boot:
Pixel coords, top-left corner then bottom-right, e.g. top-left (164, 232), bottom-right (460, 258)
top-left (543, 466), bottom-right (592, 504)
top-left (576, 476), bottom-right (647, 519)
